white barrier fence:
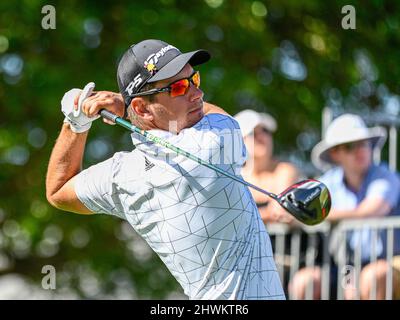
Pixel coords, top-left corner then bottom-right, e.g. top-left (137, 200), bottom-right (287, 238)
top-left (266, 216), bottom-right (400, 300)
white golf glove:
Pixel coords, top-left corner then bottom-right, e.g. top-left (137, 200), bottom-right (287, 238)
top-left (61, 82), bottom-right (100, 133)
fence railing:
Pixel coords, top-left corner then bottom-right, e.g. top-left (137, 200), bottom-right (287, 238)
top-left (266, 216), bottom-right (400, 300)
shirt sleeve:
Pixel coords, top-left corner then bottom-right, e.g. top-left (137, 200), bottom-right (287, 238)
top-left (74, 154), bottom-right (126, 219)
top-left (204, 113), bottom-right (247, 166)
top-left (366, 168), bottom-right (400, 209)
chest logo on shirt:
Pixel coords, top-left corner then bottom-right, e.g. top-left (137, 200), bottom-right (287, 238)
top-left (145, 157), bottom-right (155, 171)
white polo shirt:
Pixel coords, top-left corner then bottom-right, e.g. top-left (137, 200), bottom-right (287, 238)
top-left (75, 113), bottom-right (285, 300)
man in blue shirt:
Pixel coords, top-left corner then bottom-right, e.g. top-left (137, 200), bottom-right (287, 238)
top-left (290, 114), bottom-right (400, 300)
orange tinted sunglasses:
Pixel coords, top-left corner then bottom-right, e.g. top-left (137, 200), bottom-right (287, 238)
top-left (129, 71), bottom-right (200, 98)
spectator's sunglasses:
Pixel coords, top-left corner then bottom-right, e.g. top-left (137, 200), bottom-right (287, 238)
top-left (250, 126), bottom-right (272, 136)
top-left (129, 71), bottom-right (200, 98)
top-left (340, 140), bottom-right (371, 152)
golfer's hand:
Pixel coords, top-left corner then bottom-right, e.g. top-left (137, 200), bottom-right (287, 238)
top-left (74, 91), bottom-right (125, 125)
top-left (62, 85), bottom-right (98, 133)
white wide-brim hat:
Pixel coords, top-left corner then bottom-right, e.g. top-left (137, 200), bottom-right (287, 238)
top-left (234, 109), bottom-right (277, 137)
top-left (311, 114), bottom-right (387, 170)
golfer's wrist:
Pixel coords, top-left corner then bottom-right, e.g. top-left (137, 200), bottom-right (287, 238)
top-left (63, 117), bottom-right (91, 133)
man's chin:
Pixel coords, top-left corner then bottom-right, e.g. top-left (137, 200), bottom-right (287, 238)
top-left (188, 105), bottom-right (203, 115)
top-left (185, 109), bottom-right (204, 129)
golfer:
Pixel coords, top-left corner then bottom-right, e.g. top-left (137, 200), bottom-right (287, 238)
top-left (46, 39), bottom-right (285, 300)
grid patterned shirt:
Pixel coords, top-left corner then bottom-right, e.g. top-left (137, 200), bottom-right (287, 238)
top-left (75, 113), bottom-right (285, 300)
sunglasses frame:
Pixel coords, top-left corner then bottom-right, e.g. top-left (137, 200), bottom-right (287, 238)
top-left (128, 71), bottom-right (200, 99)
top-left (249, 126), bottom-right (273, 137)
top-left (340, 140), bottom-right (371, 152)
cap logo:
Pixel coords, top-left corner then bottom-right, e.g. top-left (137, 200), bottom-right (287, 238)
top-left (125, 74), bottom-right (143, 95)
top-left (144, 45), bottom-right (178, 74)
top-left (144, 62), bottom-right (157, 75)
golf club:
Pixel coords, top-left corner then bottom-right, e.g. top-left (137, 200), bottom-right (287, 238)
top-left (99, 109), bottom-right (331, 225)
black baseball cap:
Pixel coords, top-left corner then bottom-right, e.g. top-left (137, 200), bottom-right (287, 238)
top-left (117, 39), bottom-right (211, 107)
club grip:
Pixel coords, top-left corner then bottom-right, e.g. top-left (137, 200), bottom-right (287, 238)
top-left (100, 109), bottom-right (119, 123)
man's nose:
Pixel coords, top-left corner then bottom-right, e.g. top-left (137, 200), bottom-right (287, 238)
top-left (188, 85), bottom-right (203, 102)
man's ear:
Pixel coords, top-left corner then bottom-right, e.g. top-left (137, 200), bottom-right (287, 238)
top-left (130, 97), bottom-right (153, 121)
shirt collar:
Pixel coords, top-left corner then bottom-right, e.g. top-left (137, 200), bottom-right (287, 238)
top-left (340, 164), bottom-right (375, 195)
top-left (130, 115), bottom-right (209, 156)
top-left (130, 128), bottom-right (178, 157)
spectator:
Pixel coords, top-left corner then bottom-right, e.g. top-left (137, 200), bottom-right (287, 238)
top-left (290, 113), bottom-right (400, 299)
top-left (234, 110), bottom-right (299, 224)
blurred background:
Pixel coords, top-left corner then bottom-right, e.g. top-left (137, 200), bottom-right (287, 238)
top-left (0, 0), bottom-right (399, 299)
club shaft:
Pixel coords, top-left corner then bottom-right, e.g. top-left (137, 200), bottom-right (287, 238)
top-left (100, 109), bottom-right (278, 200)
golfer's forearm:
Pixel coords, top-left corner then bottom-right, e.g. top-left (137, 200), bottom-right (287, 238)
top-left (46, 123), bottom-right (88, 204)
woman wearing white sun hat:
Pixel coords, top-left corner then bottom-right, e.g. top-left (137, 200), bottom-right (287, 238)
top-left (234, 109), bottom-right (300, 224)
top-left (311, 113), bottom-right (387, 171)
top-left (290, 113), bottom-right (400, 300)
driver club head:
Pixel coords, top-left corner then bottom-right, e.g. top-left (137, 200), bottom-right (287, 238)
top-left (277, 179), bottom-right (331, 225)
